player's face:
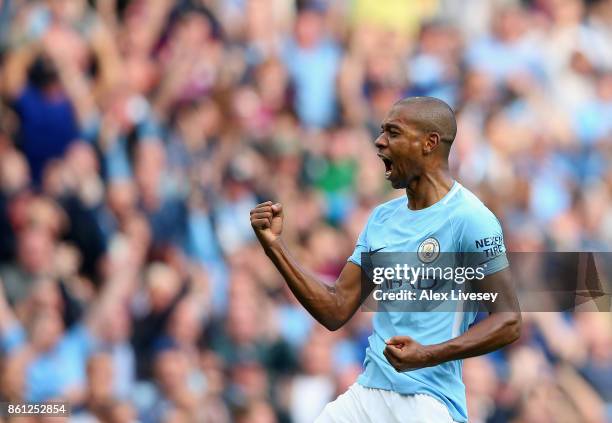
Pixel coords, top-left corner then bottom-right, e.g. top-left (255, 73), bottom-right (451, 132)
top-left (374, 106), bottom-right (426, 189)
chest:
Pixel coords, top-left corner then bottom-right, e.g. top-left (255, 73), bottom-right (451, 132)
top-left (366, 212), bottom-right (456, 254)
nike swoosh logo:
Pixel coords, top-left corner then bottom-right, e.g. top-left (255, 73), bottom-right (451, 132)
top-left (369, 247), bottom-right (386, 253)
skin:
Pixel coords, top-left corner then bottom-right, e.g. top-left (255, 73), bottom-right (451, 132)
top-left (250, 96), bottom-right (521, 372)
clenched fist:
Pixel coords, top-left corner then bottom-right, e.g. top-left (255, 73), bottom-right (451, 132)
top-left (383, 336), bottom-right (435, 372)
top-left (250, 201), bottom-right (283, 246)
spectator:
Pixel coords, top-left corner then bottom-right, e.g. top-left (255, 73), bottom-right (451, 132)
top-left (0, 1), bottom-right (610, 421)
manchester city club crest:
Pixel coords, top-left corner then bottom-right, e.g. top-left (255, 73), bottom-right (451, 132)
top-left (417, 237), bottom-right (440, 263)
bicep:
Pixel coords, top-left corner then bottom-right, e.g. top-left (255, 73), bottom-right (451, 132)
top-left (334, 261), bottom-right (372, 317)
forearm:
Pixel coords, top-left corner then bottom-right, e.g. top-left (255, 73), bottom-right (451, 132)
top-left (2, 43), bottom-right (37, 98)
top-left (264, 239), bottom-right (348, 330)
top-left (83, 271), bottom-right (137, 338)
top-left (53, 59), bottom-right (97, 125)
top-left (426, 312), bottom-right (521, 365)
top-left (90, 23), bottom-right (123, 92)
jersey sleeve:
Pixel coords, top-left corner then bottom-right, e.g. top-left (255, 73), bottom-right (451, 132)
top-left (347, 216), bottom-right (372, 268)
top-left (457, 208), bottom-right (509, 276)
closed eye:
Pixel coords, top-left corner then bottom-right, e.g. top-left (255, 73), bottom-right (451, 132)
top-left (380, 127), bottom-right (400, 138)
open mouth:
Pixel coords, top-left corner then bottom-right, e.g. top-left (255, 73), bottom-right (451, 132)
top-left (378, 153), bottom-right (394, 179)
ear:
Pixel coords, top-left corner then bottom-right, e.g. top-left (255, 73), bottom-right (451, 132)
top-left (423, 132), bottom-right (441, 154)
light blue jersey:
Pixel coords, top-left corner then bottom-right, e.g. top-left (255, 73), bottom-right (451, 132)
top-left (348, 181), bottom-right (508, 423)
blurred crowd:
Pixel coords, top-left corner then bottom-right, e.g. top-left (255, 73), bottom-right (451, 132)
top-left (0, 0), bottom-right (611, 422)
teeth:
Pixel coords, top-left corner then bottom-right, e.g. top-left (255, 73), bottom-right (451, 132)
top-left (380, 155), bottom-right (392, 179)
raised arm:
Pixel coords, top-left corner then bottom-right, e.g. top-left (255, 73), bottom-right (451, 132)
top-left (2, 42), bottom-right (37, 99)
top-left (250, 201), bottom-right (368, 331)
top-left (384, 268), bottom-right (521, 371)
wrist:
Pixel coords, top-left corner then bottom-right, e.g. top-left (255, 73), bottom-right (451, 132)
top-left (263, 237), bottom-right (284, 256)
top-left (423, 343), bottom-right (443, 367)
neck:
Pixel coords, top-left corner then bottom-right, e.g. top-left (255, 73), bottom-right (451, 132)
top-left (405, 169), bottom-right (454, 210)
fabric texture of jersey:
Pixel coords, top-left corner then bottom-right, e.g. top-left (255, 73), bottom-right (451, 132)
top-left (348, 181), bottom-right (508, 423)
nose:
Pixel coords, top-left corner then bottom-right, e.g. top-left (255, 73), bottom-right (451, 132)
top-left (374, 133), bottom-right (388, 150)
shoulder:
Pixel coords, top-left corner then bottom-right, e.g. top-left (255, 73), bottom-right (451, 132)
top-left (368, 195), bottom-right (406, 224)
top-left (448, 184), bottom-right (501, 228)
top-left (447, 185), bottom-right (504, 251)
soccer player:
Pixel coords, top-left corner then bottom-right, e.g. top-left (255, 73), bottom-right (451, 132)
top-left (250, 97), bottom-right (521, 422)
